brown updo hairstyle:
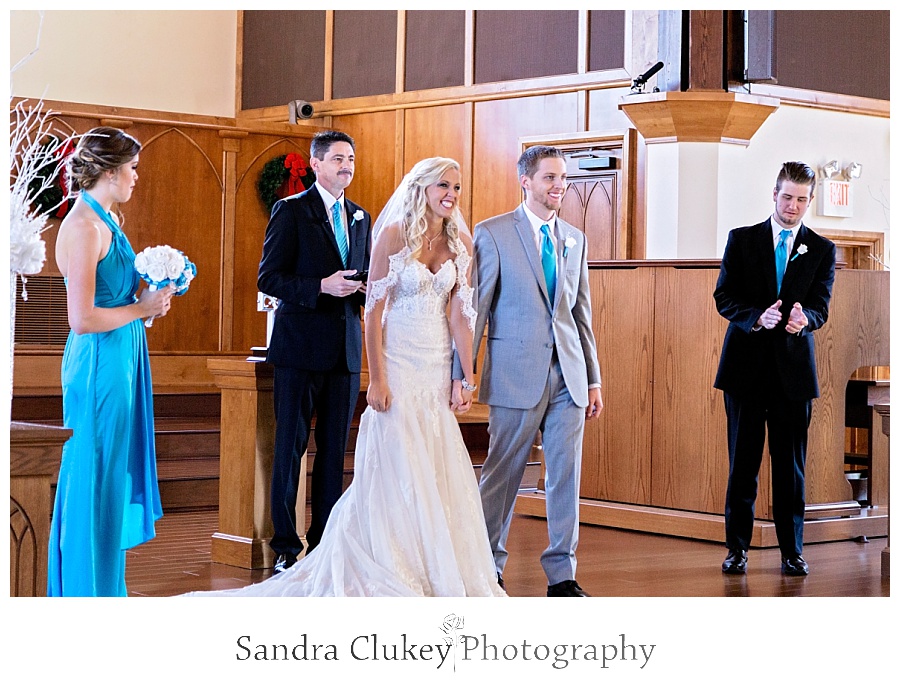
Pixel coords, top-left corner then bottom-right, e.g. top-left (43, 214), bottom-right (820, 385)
top-left (66, 126), bottom-right (142, 192)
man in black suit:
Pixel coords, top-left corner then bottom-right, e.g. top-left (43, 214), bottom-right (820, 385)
top-left (258, 131), bottom-right (371, 573)
top-left (714, 161), bottom-right (836, 577)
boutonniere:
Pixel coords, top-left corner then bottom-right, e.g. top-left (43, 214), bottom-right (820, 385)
top-left (791, 244), bottom-right (808, 262)
top-left (352, 209), bottom-right (365, 223)
top-left (563, 235), bottom-right (577, 258)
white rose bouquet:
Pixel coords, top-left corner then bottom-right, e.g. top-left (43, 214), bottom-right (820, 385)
top-left (134, 245), bottom-right (197, 327)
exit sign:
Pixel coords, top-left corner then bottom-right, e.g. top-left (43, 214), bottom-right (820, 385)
top-left (818, 179), bottom-right (854, 217)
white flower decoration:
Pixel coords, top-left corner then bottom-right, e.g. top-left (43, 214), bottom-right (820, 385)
top-left (353, 209), bottom-right (365, 222)
top-left (791, 244), bottom-right (808, 262)
top-left (563, 235), bottom-right (577, 257)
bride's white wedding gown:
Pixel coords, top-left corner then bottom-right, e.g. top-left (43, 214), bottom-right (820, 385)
top-left (187, 243), bottom-right (504, 597)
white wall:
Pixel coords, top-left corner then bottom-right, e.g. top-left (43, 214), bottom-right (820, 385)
top-left (10, 10), bottom-right (238, 118)
top-left (644, 104), bottom-right (890, 261)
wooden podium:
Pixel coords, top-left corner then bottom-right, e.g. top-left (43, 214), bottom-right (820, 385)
top-left (206, 355), bottom-right (305, 569)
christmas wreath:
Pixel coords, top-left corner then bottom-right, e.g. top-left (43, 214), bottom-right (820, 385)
top-left (258, 152), bottom-right (316, 214)
top-left (28, 134), bottom-right (76, 218)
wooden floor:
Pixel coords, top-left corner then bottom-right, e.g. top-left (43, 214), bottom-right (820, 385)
top-left (126, 509), bottom-right (890, 597)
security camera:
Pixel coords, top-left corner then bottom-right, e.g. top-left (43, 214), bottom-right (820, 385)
top-left (289, 100), bottom-right (314, 123)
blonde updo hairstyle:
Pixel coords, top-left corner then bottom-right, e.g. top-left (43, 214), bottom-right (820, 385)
top-left (398, 157), bottom-right (463, 259)
top-left (66, 126), bottom-right (142, 192)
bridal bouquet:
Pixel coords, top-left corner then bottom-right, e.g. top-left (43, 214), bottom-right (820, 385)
top-left (134, 245), bottom-right (197, 327)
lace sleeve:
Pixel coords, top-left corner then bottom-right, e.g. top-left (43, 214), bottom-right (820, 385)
top-left (364, 224), bottom-right (408, 322)
top-left (451, 236), bottom-right (477, 332)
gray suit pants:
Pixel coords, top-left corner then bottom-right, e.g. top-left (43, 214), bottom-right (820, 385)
top-left (479, 355), bottom-right (584, 585)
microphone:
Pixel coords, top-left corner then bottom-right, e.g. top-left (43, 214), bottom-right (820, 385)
top-left (632, 61), bottom-right (664, 89)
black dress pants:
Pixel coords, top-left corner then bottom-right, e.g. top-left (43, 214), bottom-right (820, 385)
top-left (270, 366), bottom-right (359, 558)
top-left (723, 390), bottom-right (812, 558)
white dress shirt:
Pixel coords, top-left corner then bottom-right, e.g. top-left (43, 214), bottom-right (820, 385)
top-left (316, 181), bottom-right (347, 236)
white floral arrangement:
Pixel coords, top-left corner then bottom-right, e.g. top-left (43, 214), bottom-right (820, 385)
top-left (134, 245), bottom-right (197, 327)
top-left (10, 100), bottom-right (73, 299)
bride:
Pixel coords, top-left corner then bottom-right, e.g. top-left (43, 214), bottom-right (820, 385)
top-left (186, 157), bottom-right (505, 597)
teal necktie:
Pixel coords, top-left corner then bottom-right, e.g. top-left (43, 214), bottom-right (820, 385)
top-left (540, 223), bottom-right (556, 302)
top-left (775, 229), bottom-right (791, 294)
top-left (332, 201), bottom-right (349, 267)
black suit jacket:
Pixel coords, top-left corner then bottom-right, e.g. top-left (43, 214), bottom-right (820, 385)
top-left (258, 185), bottom-right (371, 371)
top-left (713, 219), bottom-right (836, 401)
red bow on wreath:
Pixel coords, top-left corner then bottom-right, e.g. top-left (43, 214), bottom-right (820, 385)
top-left (284, 153), bottom-right (310, 195)
top-left (55, 139), bottom-right (76, 218)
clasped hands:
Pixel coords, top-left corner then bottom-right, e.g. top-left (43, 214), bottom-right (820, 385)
top-left (756, 299), bottom-right (808, 334)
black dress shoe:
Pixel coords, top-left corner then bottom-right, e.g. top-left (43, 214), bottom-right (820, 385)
top-left (274, 554), bottom-right (297, 574)
top-left (722, 548), bottom-right (748, 574)
top-left (497, 574), bottom-right (506, 591)
top-left (547, 580), bottom-right (590, 597)
top-left (781, 555), bottom-right (809, 576)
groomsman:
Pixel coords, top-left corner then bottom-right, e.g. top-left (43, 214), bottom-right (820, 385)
top-left (258, 131), bottom-right (371, 573)
top-left (714, 161), bottom-right (836, 576)
top-left (466, 145), bottom-right (603, 596)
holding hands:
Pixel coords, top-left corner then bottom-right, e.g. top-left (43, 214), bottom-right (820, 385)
top-left (450, 380), bottom-right (473, 414)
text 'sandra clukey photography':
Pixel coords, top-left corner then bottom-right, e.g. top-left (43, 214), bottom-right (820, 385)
top-left (234, 614), bottom-right (656, 671)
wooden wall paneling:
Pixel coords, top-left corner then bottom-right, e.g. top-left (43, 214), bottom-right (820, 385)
top-left (402, 103), bottom-right (474, 222)
top-left (686, 10), bottom-right (725, 91)
top-left (324, 11), bottom-right (334, 101)
top-left (581, 268), bottom-right (653, 503)
top-left (219, 133), bottom-right (245, 351)
top-left (230, 133), bottom-right (312, 354)
top-left (126, 124), bottom-right (224, 353)
top-left (331, 110), bottom-right (400, 220)
top-left (805, 269), bottom-right (890, 506)
top-left (650, 266), bottom-right (729, 513)
top-left (472, 93), bottom-right (580, 224)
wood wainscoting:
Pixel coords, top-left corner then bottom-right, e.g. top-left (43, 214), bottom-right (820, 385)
top-left (516, 263), bottom-right (890, 548)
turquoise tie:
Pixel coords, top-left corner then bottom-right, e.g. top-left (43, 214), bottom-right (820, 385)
top-left (540, 223), bottom-right (557, 302)
top-left (332, 201), bottom-right (349, 267)
top-left (775, 229), bottom-right (791, 294)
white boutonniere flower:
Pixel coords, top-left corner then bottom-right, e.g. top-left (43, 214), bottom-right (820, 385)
top-left (563, 235), bottom-right (577, 258)
top-left (791, 244), bottom-right (808, 262)
top-left (353, 209), bottom-right (365, 223)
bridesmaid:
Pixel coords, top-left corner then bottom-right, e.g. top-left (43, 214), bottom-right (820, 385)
top-left (49, 127), bottom-right (174, 596)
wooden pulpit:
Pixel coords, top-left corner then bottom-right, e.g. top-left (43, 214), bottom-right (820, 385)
top-left (206, 356), bottom-right (306, 569)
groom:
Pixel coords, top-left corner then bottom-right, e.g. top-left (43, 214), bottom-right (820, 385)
top-left (258, 130), bottom-right (371, 573)
top-left (466, 145), bottom-right (603, 597)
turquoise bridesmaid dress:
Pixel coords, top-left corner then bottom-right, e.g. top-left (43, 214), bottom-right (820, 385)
top-left (48, 192), bottom-right (163, 597)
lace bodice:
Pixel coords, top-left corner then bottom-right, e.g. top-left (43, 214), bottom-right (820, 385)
top-left (366, 241), bottom-right (475, 330)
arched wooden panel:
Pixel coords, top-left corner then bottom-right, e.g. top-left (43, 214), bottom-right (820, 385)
top-left (559, 176), bottom-right (617, 261)
top-left (231, 135), bottom-right (315, 354)
top-left (124, 125), bottom-right (224, 352)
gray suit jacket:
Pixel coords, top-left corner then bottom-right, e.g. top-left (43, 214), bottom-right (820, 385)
top-left (470, 205), bottom-right (601, 409)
